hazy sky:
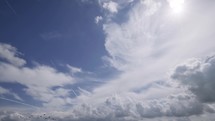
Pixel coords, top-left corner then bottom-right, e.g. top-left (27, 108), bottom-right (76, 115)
top-left (0, 0), bottom-right (215, 121)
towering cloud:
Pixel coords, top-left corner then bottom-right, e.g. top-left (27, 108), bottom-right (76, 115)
top-left (172, 55), bottom-right (215, 103)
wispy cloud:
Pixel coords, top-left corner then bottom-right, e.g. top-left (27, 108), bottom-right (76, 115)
top-left (4, 0), bottom-right (17, 15)
top-left (40, 31), bottom-right (62, 40)
top-left (0, 86), bottom-right (22, 101)
top-left (1, 0), bottom-right (215, 120)
top-left (0, 97), bottom-right (38, 109)
top-left (0, 43), bottom-right (26, 67)
top-left (0, 43), bottom-right (76, 108)
top-left (69, 0), bottom-right (215, 120)
top-left (66, 64), bottom-right (82, 75)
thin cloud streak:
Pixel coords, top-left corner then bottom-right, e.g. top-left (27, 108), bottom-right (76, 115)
top-left (0, 97), bottom-right (39, 109)
top-left (4, 0), bottom-right (17, 15)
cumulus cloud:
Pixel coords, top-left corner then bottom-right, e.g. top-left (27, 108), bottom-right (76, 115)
top-left (0, 111), bottom-right (23, 121)
top-left (95, 16), bottom-right (103, 24)
top-left (0, 93), bottom-right (214, 121)
top-left (0, 63), bottom-right (74, 87)
top-left (0, 43), bottom-right (26, 67)
top-left (94, 0), bottom-right (215, 100)
top-left (0, 43), bottom-right (76, 107)
top-left (102, 1), bottom-right (118, 13)
top-left (70, 0), bottom-right (215, 120)
top-left (172, 55), bottom-right (215, 103)
top-left (1, 0), bottom-right (215, 120)
top-left (59, 0), bottom-right (215, 120)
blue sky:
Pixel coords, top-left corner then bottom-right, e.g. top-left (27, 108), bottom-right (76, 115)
top-left (0, 0), bottom-right (106, 71)
top-left (0, 0), bottom-right (215, 121)
top-left (0, 0), bottom-right (109, 107)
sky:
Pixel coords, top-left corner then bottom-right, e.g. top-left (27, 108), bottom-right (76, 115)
top-left (0, 0), bottom-right (215, 121)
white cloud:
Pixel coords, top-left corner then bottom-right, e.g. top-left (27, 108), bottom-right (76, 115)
top-left (102, 1), bottom-right (118, 13)
top-left (95, 0), bottom-right (215, 99)
top-left (0, 86), bottom-right (11, 95)
top-left (1, 93), bottom-right (214, 121)
top-left (66, 0), bottom-right (215, 120)
top-left (0, 43), bottom-right (26, 67)
top-left (1, 0), bottom-right (215, 120)
top-left (141, 0), bottom-right (161, 16)
top-left (0, 63), bottom-right (74, 87)
top-left (0, 111), bottom-right (23, 121)
top-left (0, 43), bottom-right (76, 107)
top-left (24, 86), bottom-right (74, 108)
top-left (103, 0), bottom-right (166, 71)
top-left (66, 64), bottom-right (82, 75)
top-left (95, 16), bottom-right (103, 24)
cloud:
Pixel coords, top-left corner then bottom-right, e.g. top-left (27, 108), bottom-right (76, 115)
top-left (61, 0), bottom-right (215, 120)
top-left (171, 55), bottom-right (215, 103)
top-left (40, 31), bottom-right (62, 40)
top-left (0, 86), bottom-right (22, 101)
top-left (0, 63), bottom-right (74, 89)
top-left (95, 16), bottom-right (103, 24)
top-left (0, 93), bottom-right (214, 121)
top-left (94, 0), bottom-right (215, 99)
top-left (1, 0), bottom-right (215, 120)
top-left (0, 111), bottom-right (23, 121)
top-left (103, 0), bottom-right (165, 71)
top-left (0, 43), bottom-right (26, 67)
top-left (72, 0), bottom-right (215, 120)
top-left (66, 64), bottom-right (82, 75)
top-left (0, 43), bottom-right (76, 107)
top-left (102, 1), bottom-right (118, 13)
top-left (103, 0), bottom-right (215, 71)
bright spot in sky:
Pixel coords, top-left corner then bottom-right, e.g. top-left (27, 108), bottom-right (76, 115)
top-left (168, 0), bottom-right (185, 14)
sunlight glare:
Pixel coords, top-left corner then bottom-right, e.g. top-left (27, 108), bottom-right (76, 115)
top-left (169, 0), bottom-right (185, 14)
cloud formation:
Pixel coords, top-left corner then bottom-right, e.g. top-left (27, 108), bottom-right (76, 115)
top-left (95, 16), bottom-right (103, 24)
top-left (1, 0), bottom-right (215, 120)
top-left (0, 86), bottom-right (22, 101)
top-left (66, 64), bottom-right (82, 75)
top-left (0, 43), bottom-right (26, 67)
top-left (102, 1), bottom-right (118, 13)
top-left (172, 55), bottom-right (215, 103)
top-left (0, 93), bottom-right (214, 121)
top-left (61, 0), bottom-right (215, 120)
top-left (0, 43), bottom-right (76, 107)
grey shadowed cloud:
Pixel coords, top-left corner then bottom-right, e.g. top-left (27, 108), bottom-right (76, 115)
top-left (172, 55), bottom-right (215, 103)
